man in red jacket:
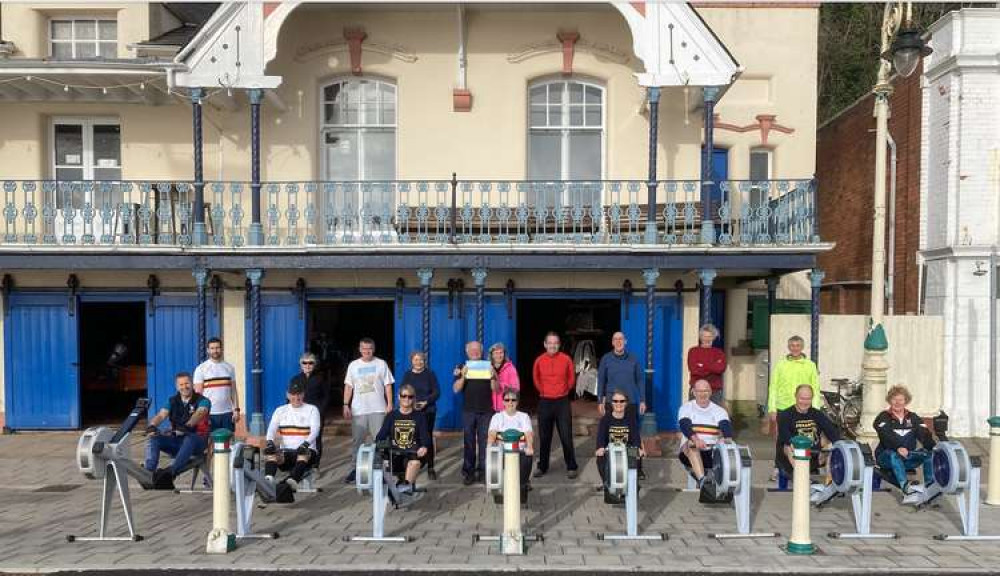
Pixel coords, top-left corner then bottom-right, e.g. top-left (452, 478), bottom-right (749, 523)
top-left (532, 332), bottom-right (579, 479)
top-left (687, 324), bottom-right (727, 405)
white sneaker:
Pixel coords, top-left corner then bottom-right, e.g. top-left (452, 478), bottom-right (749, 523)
top-left (264, 475), bottom-right (274, 484)
top-left (907, 483), bottom-right (926, 494)
top-left (902, 491), bottom-right (922, 505)
top-left (769, 468), bottom-right (779, 482)
top-left (285, 478), bottom-right (299, 492)
top-left (810, 483), bottom-right (826, 493)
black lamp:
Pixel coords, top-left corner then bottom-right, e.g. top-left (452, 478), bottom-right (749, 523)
top-left (883, 27), bottom-right (932, 78)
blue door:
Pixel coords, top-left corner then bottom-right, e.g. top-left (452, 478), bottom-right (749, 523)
top-left (701, 146), bottom-right (729, 214)
top-left (147, 295), bottom-right (219, 417)
top-left (394, 294), bottom-right (468, 430)
top-left (4, 293), bottom-right (79, 429)
top-left (620, 295), bottom-right (683, 431)
top-left (252, 293), bottom-right (305, 421)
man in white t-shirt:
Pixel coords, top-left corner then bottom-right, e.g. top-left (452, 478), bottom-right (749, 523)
top-left (193, 337), bottom-right (240, 432)
top-left (677, 379), bottom-right (734, 487)
top-left (342, 337), bottom-right (394, 484)
top-left (487, 390), bottom-right (535, 496)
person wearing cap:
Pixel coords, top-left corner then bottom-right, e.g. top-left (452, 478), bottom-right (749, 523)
top-left (264, 379), bottom-right (322, 492)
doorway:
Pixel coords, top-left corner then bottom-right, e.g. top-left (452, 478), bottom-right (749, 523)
top-left (307, 300), bottom-right (395, 414)
top-left (79, 301), bottom-right (147, 426)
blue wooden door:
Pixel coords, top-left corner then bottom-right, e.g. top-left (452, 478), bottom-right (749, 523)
top-left (252, 293), bottom-right (305, 421)
top-left (619, 295), bottom-right (683, 431)
top-left (4, 293), bottom-right (79, 429)
top-left (147, 295), bottom-right (219, 417)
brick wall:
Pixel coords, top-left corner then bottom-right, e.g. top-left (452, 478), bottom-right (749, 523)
top-left (815, 64), bottom-right (923, 315)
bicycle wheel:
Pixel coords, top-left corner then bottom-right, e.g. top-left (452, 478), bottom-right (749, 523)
top-left (841, 400), bottom-right (862, 439)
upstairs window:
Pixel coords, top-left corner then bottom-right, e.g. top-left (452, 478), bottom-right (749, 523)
top-left (528, 79), bottom-right (604, 181)
top-left (749, 147), bottom-right (773, 206)
top-left (51, 18), bottom-right (117, 59)
top-left (321, 78), bottom-right (397, 181)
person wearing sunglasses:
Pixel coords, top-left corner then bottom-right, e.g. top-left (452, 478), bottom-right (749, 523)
top-left (289, 352), bottom-right (329, 467)
top-left (596, 389), bottom-right (644, 501)
top-left (375, 383), bottom-right (431, 493)
top-left (487, 389), bottom-right (535, 499)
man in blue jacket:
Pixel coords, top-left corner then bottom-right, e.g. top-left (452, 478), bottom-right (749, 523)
top-left (596, 331), bottom-right (646, 478)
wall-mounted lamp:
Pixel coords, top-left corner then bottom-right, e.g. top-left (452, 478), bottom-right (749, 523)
top-left (974, 261), bottom-right (988, 277)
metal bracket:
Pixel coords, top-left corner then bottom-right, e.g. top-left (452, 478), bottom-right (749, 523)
top-left (456, 279), bottom-right (465, 319)
top-left (395, 278), bottom-right (405, 319)
top-left (505, 279), bottom-right (515, 320)
top-left (210, 274), bottom-right (223, 318)
top-left (622, 279), bottom-right (633, 320)
top-left (1, 274), bottom-right (12, 317)
top-left (447, 279), bottom-right (456, 319)
top-left (295, 278), bottom-right (307, 320)
top-left (146, 275), bottom-right (160, 317)
top-left (67, 274), bottom-right (79, 316)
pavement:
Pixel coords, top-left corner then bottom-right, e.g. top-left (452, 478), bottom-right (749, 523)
top-left (1, 428), bottom-right (999, 575)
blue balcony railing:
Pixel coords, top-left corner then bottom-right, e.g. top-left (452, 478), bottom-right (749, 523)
top-left (0, 178), bottom-right (818, 248)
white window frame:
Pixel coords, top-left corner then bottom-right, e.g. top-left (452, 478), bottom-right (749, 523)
top-left (49, 17), bottom-right (118, 59)
top-left (50, 116), bottom-right (121, 181)
top-left (749, 147), bottom-right (773, 206)
top-left (318, 76), bottom-right (398, 181)
top-left (527, 78), bottom-right (606, 181)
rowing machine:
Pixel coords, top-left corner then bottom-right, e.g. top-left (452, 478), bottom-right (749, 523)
top-left (597, 443), bottom-right (666, 541)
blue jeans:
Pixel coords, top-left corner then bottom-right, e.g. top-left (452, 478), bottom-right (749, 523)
top-left (877, 448), bottom-right (934, 489)
top-left (462, 411), bottom-right (491, 478)
top-left (145, 433), bottom-right (207, 476)
top-left (209, 412), bottom-right (235, 432)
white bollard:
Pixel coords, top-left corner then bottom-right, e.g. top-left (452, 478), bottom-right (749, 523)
top-left (787, 435), bottom-right (815, 555)
top-left (988, 417), bottom-right (1000, 506)
top-left (206, 429), bottom-right (235, 553)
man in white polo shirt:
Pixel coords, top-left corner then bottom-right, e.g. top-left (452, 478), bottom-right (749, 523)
top-left (342, 337), bottom-right (395, 484)
top-left (193, 337), bottom-right (241, 432)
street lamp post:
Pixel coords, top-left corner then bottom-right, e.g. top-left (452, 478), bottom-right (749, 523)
top-left (859, 2), bottom-right (932, 439)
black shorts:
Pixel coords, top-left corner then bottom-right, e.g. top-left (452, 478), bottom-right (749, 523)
top-left (678, 448), bottom-right (714, 471)
top-left (389, 453), bottom-right (422, 475)
top-left (277, 448), bottom-right (318, 470)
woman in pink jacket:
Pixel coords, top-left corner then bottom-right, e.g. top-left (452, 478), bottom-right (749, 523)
top-left (489, 342), bottom-right (520, 412)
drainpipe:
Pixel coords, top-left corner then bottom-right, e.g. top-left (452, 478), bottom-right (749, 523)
top-left (991, 249), bottom-right (997, 419)
top-left (886, 132), bottom-right (897, 315)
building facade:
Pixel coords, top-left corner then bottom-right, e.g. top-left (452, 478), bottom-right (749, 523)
top-left (0, 2), bottom-right (826, 433)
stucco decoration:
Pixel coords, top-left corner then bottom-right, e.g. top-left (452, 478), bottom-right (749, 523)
top-left (714, 113), bottom-right (795, 145)
top-left (171, 2), bottom-right (281, 89)
top-left (293, 39), bottom-right (418, 65)
top-left (507, 38), bottom-right (629, 66)
top-left (612, 2), bottom-right (740, 87)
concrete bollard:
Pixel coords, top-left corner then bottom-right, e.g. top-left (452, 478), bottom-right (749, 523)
top-left (988, 417), bottom-right (1000, 506)
top-left (786, 435), bottom-right (815, 555)
top-left (206, 429), bottom-right (236, 554)
top-left (501, 429), bottom-right (524, 555)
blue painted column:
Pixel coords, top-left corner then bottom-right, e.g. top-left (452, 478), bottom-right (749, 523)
top-left (701, 86), bottom-right (720, 244)
top-left (191, 88), bottom-right (207, 245)
top-left (247, 89), bottom-right (264, 246)
top-left (247, 268), bottom-right (264, 435)
top-left (641, 268), bottom-right (659, 436)
top-left (810, 269), bottom-right (824, 368)
top-left (417, 268), bottom-right (433, 360)
top-left (699, 268), bottom-right (716, 327)
top-left (645, 87), bottom-right (660, 245)
top-left (193, 267), bottom-right (208, 361)
top-left (471, 267), bottom-right (487, 345)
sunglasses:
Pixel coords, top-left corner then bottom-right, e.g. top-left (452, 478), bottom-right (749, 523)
top-left (611, 399), bottom-right (627, 404)
top-left (400, 394), bottom-right (414, 399)
top-left (503, 398), bottom-right (517, 403)
top-left (300, 361), bottom-right (315, 365)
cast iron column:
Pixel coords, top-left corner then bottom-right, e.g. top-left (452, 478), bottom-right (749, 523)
top-left (810, 269), bottom-right (824, 368)
top-left (472, 267), bottom-right (487, 345)
top-left (247, 268), bottom-right (264, 435)
top-left (418, 268), bottom-right (433, 360)
top-left (194, 267), bottom-right (208, 361)
top-left (701, 86), bottom-right (720, 244)
top-left (248, 89), bottom-right (264, 246)
top-left (645, 87), bottom-right (660, 245)
top-left (641, 268), bottom-right (659, 436)
top-left (699, 268), bottom-right (717, 327)
top-left (191, 88), bottom-right (207, 245)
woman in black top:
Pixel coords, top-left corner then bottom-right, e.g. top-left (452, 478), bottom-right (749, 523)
top-left (595, 389), bottom-right (643, 492)
top-left (401, 351), bottom-right (440, 479)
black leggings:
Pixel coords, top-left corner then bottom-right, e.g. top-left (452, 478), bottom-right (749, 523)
top-left (266, 449), bottom-right (318, 482)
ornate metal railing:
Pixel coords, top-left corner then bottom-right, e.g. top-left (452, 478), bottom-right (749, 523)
top-left (0, 178), bottom-right (817, 247)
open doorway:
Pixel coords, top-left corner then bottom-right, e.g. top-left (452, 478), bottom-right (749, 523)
top-left (80, 301), bottom-right (147, 426)
top-left (515, 298), bottom-right (620, 411)
top-left (307, 300), bottom-right (395, 415)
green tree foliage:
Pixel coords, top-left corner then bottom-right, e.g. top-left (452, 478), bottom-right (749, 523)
top-left (818, 3), bottom-right (969, 123)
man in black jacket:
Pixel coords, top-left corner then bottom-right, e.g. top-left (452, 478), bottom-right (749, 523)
top-left (874, 384), bottom-right (936, 504)
top-left (291, 353), bottom-right (329, 465)
top-left (776, 384), bottom-right (840, 478)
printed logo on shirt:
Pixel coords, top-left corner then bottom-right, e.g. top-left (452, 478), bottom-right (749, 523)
top-left (278, 425), bottom-right (311, 438)
top-left (394, 418), bottom-right (416, 449)
top-left (794, 419), bottom-right (819, 443)
top-left (609, 424), bottom-right (630, 445)
top-left (202, 377), bottom-right (232, 389)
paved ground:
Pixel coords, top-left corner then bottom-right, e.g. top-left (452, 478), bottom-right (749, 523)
top-left (1, 429), bottom-right (999, 574)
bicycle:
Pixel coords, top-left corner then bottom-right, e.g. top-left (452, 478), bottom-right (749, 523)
top-left (821, 378), bottom-right (863, 439)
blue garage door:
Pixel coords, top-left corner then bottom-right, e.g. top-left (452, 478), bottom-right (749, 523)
top-left (147, 295), bottom-right (219, 417)
top-left (251, 293), bottom-right (306, 421)
top-left (620, 295), bottom-right (683, 431)
top-left (4, 293), bottom-right (79, 429)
